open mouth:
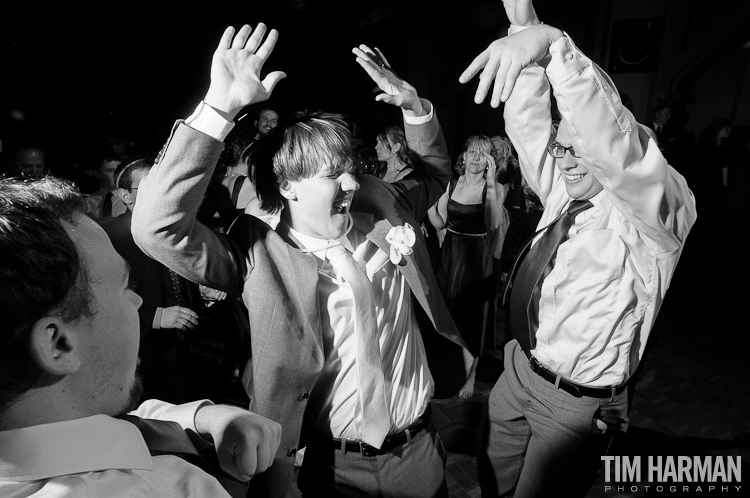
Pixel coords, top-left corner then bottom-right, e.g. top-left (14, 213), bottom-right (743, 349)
top-left (333, 197), bottom-right (352, 213)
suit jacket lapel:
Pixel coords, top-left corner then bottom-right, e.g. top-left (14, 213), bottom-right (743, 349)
top-left (351, 212), bottom-right (430, 318)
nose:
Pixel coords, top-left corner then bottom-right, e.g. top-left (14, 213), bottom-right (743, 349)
top-left (130, 289), bottom-right (144, 310)
top-left (556, 151), bottom-right (578, 169)
top-left (340, 172), bottom-right (360, 192)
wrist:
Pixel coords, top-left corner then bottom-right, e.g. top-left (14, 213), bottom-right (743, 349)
top-left (203, 88), bottom-right (241, 122)
top-left (402, 96), bottom-right (426, 118)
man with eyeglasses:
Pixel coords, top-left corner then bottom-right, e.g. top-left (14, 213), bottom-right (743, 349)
top-left (460, 0), bottom-right (697, 496)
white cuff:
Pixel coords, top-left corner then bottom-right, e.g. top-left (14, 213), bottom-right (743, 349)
top-left (508, 21), bottom-right (542, 36)
top-left (403, 100), bottom-right (434, 125)
top-left (185, 101), bottom-right (235, 141)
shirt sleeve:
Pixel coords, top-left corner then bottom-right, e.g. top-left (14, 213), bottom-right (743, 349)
top-left (546, 33), bottom-right (695, 251)
top-left (130, 399), bottom-right (213, 432)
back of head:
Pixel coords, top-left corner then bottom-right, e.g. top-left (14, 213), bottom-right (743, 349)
top-left (114, 156), bottom-right (154, 190)
top-left (246, 111), bottom-right (352, 213)
top-left (0, 177), bottom-right (90, 413)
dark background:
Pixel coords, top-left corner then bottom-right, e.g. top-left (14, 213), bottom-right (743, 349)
top-left (5, 1), bottom-right (750, 171)
top-left (3, 0), bottom-right (607, 170)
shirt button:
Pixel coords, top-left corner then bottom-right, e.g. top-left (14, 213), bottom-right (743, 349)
top-left (567, 53), bottom-right (574, 60)
top-left (298, 392), bottom-right (310, 401)
top-left (287, 448), bottom-right (297, 457)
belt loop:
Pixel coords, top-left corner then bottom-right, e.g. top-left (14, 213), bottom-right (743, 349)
top-left (340, 437), bottom-right (347, 454)
top-left (554, 374), bottom-right (561, 389)
top-left (405, 428), bottom-right (412, 444)
top-left (610, 387), bottom-right (616, 402)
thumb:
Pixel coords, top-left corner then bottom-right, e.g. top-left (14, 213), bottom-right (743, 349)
top-left (375, 93), bottom-right (399, 106)
top-left (262, 71), bottom-right (287, 94)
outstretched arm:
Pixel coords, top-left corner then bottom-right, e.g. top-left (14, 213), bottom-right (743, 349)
top-left (204, 24), bottom-right (285, 120)
top-left (351, 45), bottom-right (452, 219)
top-left (352, 45), bottom-right (425, 117)
top-left (133, 24), bottom-right (285, 293)
top-left (460, 2), bottom-right (561, 204)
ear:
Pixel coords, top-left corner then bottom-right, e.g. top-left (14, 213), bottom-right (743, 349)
top-left (278, 180), bottom-right (297, 201)
top-left (392, 142), bottom-right (401, 153)
top-left (29, 318), bottom-right (82, 376)
top-left (115, 188), bottom-right (131, 205)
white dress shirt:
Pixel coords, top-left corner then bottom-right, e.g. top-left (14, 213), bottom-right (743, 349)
top-left (288, 224), bottom-right (433, 440)
top-left (504, 31), bottom-right (697, 387)
top-left (0, 400), bottom-right (229, 498)
top-left (184, 101), bottom-right (435, 439)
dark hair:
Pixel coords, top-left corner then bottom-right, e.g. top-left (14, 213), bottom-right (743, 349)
top-left (376, 126), bottom-right (419, 169)
top-left (256, 105), bottom-right (281, 120)
top-left (245, 111), bottom-right (352, 213)
top-left (114, 156), bottom-right (154, 190)
top-left (0, 177), bottom-right (93, 412)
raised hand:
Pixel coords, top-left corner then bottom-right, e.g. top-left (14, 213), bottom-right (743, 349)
top-left (204, 23), bottom-right (286, 121)
top-left (458, 25), bottom-right (563, 108)
top-left (352, 45), bottom-right (424, 116)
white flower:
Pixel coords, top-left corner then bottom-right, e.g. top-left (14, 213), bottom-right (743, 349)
top-left (385, 223), bottom-right (416, 264)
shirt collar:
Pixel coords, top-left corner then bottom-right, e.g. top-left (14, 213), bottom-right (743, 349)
top-left (0, 415), bottom-right (153, 481)
top-left (288, 215), bottom-right (355, 262)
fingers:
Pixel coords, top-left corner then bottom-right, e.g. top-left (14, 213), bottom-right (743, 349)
top-left (499, 60), bottom-right (523, 104)
top-left (255, 28), bottom-right (279, 62)
top-left (353, 54), bottom-right (383, 83)
top-left (475, 52), bottom-right (504, 105)
top-left (373, 47), bottom-right (392, 68)
top-left (218, 26), bottom-right (236, 50)
top-left (231, 25), bottom-right (253, 50)
top-left (354, 45), bottom-right (388, 74)
top-left (489, 55), bottom-right (512, 107)
top-left (459, 51), bottom-right (489, 84)
top-left (244, 22), bottom-right (267, 53)
top-left (224, 446), bottom-right (257, 482)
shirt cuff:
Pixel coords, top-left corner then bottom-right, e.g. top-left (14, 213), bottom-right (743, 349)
top-left (508, 22), bottom-right (542, 36)
top-left (403, 99), bottom-right (434, 125)
top-left (185, 101), bottom-right (235, 141)
top-left (152, 308), bottom-right (162, 329)
top-left (546, 31), bottom-right (587, 85)
top-left (132, 399), bottom-right (213, 432)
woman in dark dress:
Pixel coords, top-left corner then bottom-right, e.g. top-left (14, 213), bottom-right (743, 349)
top-left (428, 135), bottom-right (506, 399)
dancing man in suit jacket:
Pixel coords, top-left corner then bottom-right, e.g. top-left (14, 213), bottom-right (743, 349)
top-left (133, 22), bottom-right (464, 498)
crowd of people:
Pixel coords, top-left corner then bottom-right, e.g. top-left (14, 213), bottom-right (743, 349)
top-left (0, 0), bottom-right (712, 496)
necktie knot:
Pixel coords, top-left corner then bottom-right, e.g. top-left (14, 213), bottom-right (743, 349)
top-left (567, 199), bottom-right (593, 217)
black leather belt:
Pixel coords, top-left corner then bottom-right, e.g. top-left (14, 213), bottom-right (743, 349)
top-left (526, 352), bottom-right (627, 400)
top-left (316, 405), bottom-right (432, 457)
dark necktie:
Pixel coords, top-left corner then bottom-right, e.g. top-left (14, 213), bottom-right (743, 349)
top-left (102, 191), bottom-right (113, 217)
top-left (120, 415), bottom-right (212, 473)
top-left (509, 199), bottom-right (593, 353)
top-left (168, 268), bottom-right (188, 307)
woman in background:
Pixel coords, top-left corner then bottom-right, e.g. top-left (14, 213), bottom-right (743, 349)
top-left (428, 135), bottom-right (506, 399)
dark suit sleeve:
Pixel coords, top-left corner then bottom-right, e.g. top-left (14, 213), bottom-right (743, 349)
top-left (377, 99), bottom-right (452, 221)
top-left (131, 121), bottom-right (248, 296)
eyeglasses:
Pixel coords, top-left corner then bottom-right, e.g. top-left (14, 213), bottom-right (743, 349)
top-left (546, 143), bottom-right (580, 158)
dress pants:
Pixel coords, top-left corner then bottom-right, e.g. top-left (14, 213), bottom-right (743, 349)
top-left (298, 423), bottom-right (448, 498)
top-left (477, 340), bottom-right (628, 498)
